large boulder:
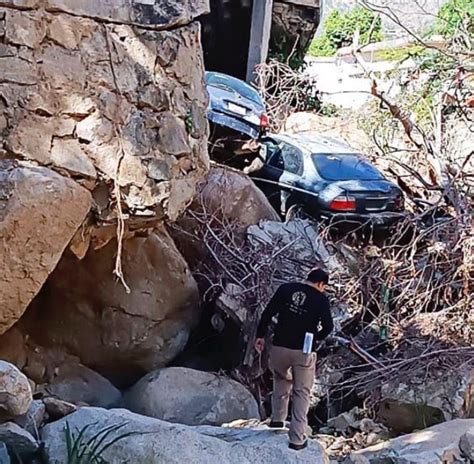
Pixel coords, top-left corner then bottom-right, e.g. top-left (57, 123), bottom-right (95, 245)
top-left (377, 369), bottom-right (474, 433)
top-left (21, 227), bottom-right (200, 386)
top-left (42, 407), bottom-right (329, 463)
top-left (13, 400), bottom-right (45, 437)
top-left (172, 166), bottom-right (279, 267)
top-left (124, 367), bottom-right (259, 426)
top-left (349, 419), bottom-right (474, 464)
top-left (0, 360), bottom-right (32, 421)
top-left (0, 161), bottom-right (92, 335)
top-left (0, 422), bottom-right (38, 461)
top-left (198, 167), bottom-right (279, 226)
top-left (38, 364), bottom-right (121, 408)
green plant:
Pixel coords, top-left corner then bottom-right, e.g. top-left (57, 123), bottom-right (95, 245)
top-left (308, 7), bottom-right (383, 57)
top-left (319, 102), bottom-right (340, 117)
top-left (433, 0), bottom-right (474, 37)
top-left (376, 44), bottom-right (426, 62)
top-left (65, 421), bottom-right (136, 464)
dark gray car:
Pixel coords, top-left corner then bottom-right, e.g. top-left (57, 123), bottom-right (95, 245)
top-left (205, 71), bottom-right (268, 139)
top-left (249, 133), bottom-right (405, 227)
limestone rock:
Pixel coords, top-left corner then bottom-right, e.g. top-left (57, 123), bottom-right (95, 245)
top-left (42, 407), bottom-right (329, 463)
top-left (50, 138), bottom-right (97, 179)
top-left (247, 219), bottom-right (339, 273)
top-left (460, 429), bottom-right (474, 461)
top-left (327, 409), bottom-right (359, 433)
top-left (200, 167), bottom-right (279, 226)
top-left (124, 367), bottom-right (259, 426)
top-left (172, 166), bottom-right (279, 267)
top-left (44, 0), bottom-right (209, 29)
top-left (0, 360), bottom-right (32, 420)
top-left (4, 9), bottom-right (46, 49)
top-left (0, 422), bottom-right (38, 460)
top-left (377, 369), bottom-right (474, 432)
top-left (0, 56), bottom-right (37, 85)
top-left (43, 397), bottom-right (77, 420)
top-left (0, 6), bottom-right (209, 223)
top-left (0, 329), bottom-right (27, 371)
top-left (39, 364), bottom-right (121, 408)
top-left (0, 443), bottom-right (9, 464)
top-left (0, 161), bottom-right (92, 334)
top-left (349, 419), bottom-right (474, 464)
top-left (13, 400), bottom-right (45, 436)
top-left (47, 14), bottom-right (80, 49)
top-left (270, 2), bottom-right (320, 66)
top-left (22, 227), bottom-right (200, 387)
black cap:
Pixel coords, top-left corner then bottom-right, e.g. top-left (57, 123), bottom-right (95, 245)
top-left (307, 268), bottom-right (329, 284)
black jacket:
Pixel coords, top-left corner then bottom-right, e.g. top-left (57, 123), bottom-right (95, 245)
top-left (256, 282), bottom-right (333, 351)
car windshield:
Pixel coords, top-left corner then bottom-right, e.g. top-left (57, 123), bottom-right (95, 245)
top-left (205, 72), bottom-right (262, 105)
top-left (312, 154), bottom-right (383, 181)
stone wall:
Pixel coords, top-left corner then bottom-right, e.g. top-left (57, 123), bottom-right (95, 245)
top-left (271, 0), bottom-right (321, 65)
top-left (0, 0), bottom-right (211, 381)
top-left (0, 0), bottom-right (210, 229)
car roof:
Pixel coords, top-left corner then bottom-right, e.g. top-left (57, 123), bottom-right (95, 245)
top-left (205, 71), bottom-right (257, 93)
top-left (269, 132), bottom-right (355, 155)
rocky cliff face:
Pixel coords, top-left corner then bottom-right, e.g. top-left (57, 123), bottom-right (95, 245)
top-left (0, 0), bottom-right (210, 385)
top-left (0, 0), bottom-right (210, 227)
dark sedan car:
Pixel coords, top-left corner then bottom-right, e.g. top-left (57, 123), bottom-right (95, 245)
top-left (205, 71), bottom-right (269, 140)
top-left (249, 133), bottom-right (405, 227)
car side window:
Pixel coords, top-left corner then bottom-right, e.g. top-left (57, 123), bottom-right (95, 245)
top-left (266, 141), bottom-right (284, 169)
top-left (280, 144), bottom-right (303, 175)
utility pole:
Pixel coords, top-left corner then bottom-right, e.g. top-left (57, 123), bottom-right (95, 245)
top-left (246, 0), bottom-right (273, 83)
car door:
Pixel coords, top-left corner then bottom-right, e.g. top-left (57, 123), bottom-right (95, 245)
top-left (250, 138), bottom-right (283, 210)
top-left (278, 142), bottom-right (305, 214)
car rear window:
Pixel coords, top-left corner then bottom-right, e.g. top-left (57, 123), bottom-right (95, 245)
top-left (312, 154), bottom-right (383, 181)
top-left (205, 72), bottom-right (262, 105)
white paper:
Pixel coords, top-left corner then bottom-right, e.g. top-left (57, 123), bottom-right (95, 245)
top-left (303, 332), bottom-right (314, 354)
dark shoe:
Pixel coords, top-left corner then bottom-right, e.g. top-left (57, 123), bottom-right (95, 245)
top-left (269, 421), bottom-right (285, 428)
top-left (289, 441), bottom-right (308, 451)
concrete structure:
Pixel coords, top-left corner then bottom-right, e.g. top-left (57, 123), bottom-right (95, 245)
top-left (247, 0), bottom-right (320, 81)
top-left (200, 0), bottom-right (320, 82)
top-left (246, 0), bottom-right (274, 82)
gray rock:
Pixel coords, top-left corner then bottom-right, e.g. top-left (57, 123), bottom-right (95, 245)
top-left (349, 419), bottom-right (474, 464)
top-left (459, 429), bottom-right (474, 461)
top-left (327, 410), bottom-right (358, 433)
top-left (13, 400), bottom-right (45, 437)
top-left (1, 6), bottom-right (209, 223)
top-left (0, 361), bottom-right (32, 420)
top-left (124, 367), bottom-right (260, 426)
top-left (23, 227), bottom-right (200, 387)
top-left (41, 407), bottom-right (329, 463)
top-left (43, 0), bottom-right (209, 29)
top-left (43, 397), bottom-right (77, 420)
top-left (39, 364), bottom-right (121, 408)
top-left (377, 370), bottom-right (474, 433)
top-left (0, 443), bottom-right (10, 464)
top-left (0, 161), bottom-right (92, 335)
top-left (0, 422), bottom-right (38, 460)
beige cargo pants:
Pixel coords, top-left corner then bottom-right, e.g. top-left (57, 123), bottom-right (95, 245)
top-left (269, 345), bottom-right (316, 445)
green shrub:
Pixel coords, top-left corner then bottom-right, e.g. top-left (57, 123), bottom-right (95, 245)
top-left (376, 44), bottom-right (426, 62)
top-left (308, 7), bottom-right (383, 57)
top-left (433, 0), bottom-right (474, 37)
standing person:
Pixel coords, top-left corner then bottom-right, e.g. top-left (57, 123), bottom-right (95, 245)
top-left (254, 269), bottom-right (333, 451)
